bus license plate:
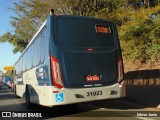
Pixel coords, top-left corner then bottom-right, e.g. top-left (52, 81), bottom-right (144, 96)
top-left (86, 91), bottom-right (102, 97)
top-left (86, 75), bottom-right (100, 81)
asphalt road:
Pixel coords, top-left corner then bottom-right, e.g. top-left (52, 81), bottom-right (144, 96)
top-left (0, 86), bottom-right (160, 120)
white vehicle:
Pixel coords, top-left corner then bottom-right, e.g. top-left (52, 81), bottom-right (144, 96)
top-left (13, 10), bottom-right (126, 109)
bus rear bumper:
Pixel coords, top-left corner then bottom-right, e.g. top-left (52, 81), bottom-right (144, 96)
top-left (44, 83), bottom-right (126, 106)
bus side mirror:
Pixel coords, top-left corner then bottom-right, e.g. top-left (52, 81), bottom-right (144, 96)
top-left (12, 70), bottom-right (16, 75)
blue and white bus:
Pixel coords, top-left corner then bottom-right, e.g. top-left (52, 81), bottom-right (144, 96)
top-left (13, 10), bottom-right (126, 109)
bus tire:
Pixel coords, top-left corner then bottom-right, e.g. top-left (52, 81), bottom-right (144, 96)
top-left (25, 86), bottom-right (32, 109)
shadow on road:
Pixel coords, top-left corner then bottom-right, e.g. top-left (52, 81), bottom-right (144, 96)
top-left (124, 69), bottom-right (160, 107)
top-left (0, 86), bottom-right (148, 118)
top-left (0, 86), bottom-right (98, 117)
top-left (1, 72), bottom-right (160, 119)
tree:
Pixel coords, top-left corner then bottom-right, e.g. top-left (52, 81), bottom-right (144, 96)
top-left (119, 12), bottom-right (160, 63)
top-left (0, 0), bottom-right (159, 63)
top-left (0, 0), bottom-right (125, 53)
top-left (0, 32), bottom-right (27, 53)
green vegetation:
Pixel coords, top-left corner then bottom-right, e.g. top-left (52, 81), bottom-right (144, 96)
top-left (0, 0), bottom-right (159, 63)
top-left (121, 18), bottom-right (160, 63)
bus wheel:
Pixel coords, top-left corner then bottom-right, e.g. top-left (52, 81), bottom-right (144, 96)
top-left (25, 86), bottom-right (32, 109)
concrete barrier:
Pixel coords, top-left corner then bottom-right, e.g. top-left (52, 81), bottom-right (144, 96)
top-left (124, 69), bottom-right (160, 108)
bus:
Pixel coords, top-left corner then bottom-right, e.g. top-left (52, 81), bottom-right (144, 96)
top-left (13, 10), bottom-right (126, 109)
top-left (0, 71), bottom-right (3, 89)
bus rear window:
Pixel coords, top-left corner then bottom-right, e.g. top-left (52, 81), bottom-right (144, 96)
top-left (56, 17), bottom-right (116, 48)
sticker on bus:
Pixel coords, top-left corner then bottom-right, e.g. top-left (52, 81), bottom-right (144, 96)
top-left (55, 93), bottom-right (64, 102)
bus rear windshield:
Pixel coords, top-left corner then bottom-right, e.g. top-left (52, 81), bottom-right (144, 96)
top-left (56, 17), bottom-right (116, 48)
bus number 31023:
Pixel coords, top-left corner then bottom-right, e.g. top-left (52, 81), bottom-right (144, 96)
top-left (87, 91), bottom-right (103, 97)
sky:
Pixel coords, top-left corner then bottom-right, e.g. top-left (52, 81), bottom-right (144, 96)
top-left (0, 0), bottom-right (21, 71)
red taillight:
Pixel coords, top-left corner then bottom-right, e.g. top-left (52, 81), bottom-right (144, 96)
top-left (50, 56), bottom-right (63, 89)
top-left (53, 91), bottom-right (59, 93)
top-left (118, 57), bottom-right (124, 84)
top-left (87, 48), bottom-right (94, 52)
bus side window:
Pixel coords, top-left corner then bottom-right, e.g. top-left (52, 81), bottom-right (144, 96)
top-left (40, 28), bottom-right (46, 63)
top-left (23, 52), bottom-right (27, 71)
top-left (33, 36), bottom-right (40, 67)
top-left (20, 56), bottom-right (23, 73)
top-left (25, 50), bottom-right (28, 71)
top-left (27, 45), bottom-right (33, 70)
top-left (17, 60), bottom-right (20, 75)
top-left (15, 63), bottom-right (17, 75)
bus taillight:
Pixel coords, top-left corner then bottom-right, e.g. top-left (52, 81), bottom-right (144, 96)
top-left (51, 56), bottom-right (63, 89)
top-left (118, 57), bottom-right (124, 84)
